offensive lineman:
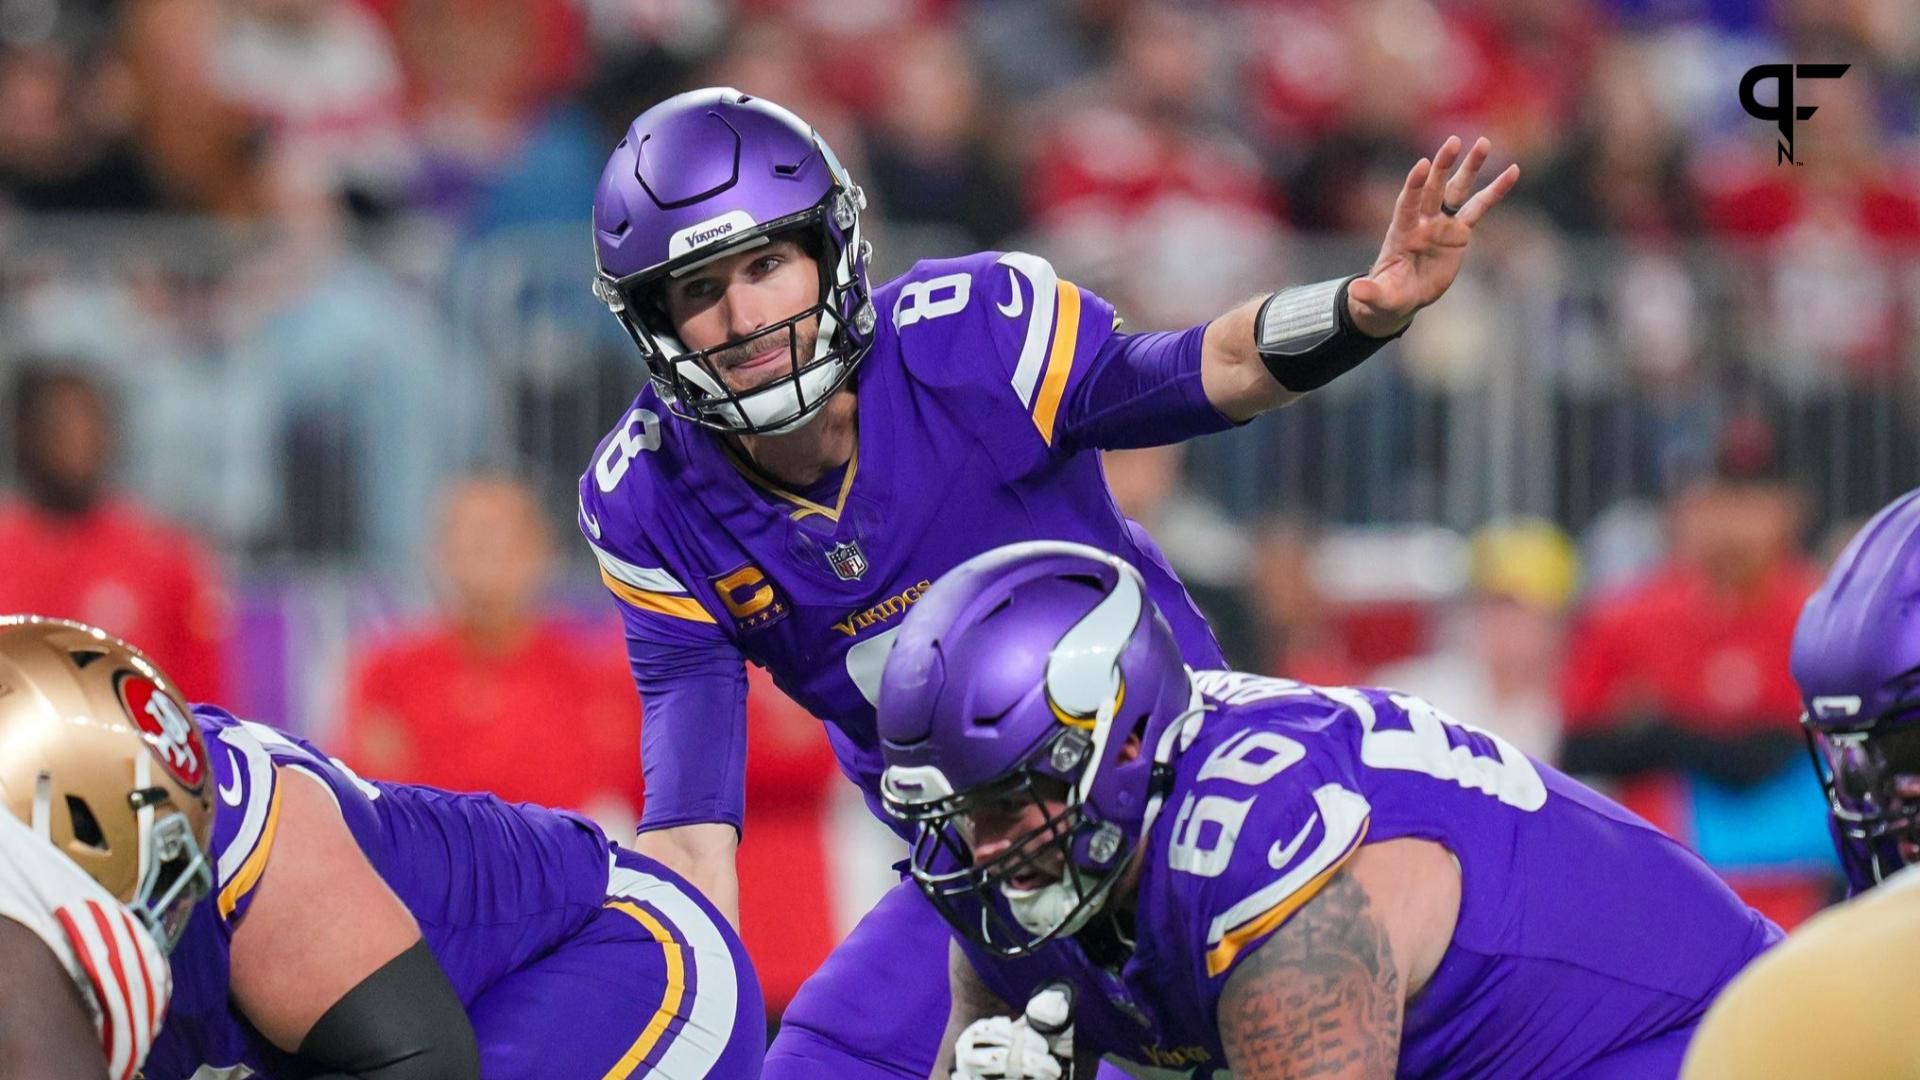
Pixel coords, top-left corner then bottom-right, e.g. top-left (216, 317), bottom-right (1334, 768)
top-left (0, 616), bottom-right (764, 1079)
top-left (579, 86), bottom-right (1518, 1078)
top-left (1682, 488), bottom-right (1920, 1078)
top-left (876, 542), bottom-right (1781, 1079)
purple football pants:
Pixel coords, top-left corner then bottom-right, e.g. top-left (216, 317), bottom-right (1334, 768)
top-left (472, 846), bottom-right (766, 1079)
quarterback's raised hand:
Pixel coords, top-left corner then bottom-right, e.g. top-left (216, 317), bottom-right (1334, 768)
top-left (1346, 135), bottom-right (1520, 339)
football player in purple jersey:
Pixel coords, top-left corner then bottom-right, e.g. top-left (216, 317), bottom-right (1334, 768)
top-left (0, 616), bottom-right (764, 1080)
top-left (580, 87), bottom-right (1517, 1078)
top-left (877, 542), bottom-right (1780, 1080)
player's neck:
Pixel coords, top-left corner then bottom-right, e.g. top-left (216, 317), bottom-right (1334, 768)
top-left (730, 391), bottom-right (859, 490)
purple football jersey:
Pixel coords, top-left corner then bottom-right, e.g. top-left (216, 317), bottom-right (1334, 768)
top-left (578, 251), bottom-right (1235, 833)
top-left (142, 707), bottom-right (628, 1077)
top-left (965, 672), bottom-right (1783, 1079)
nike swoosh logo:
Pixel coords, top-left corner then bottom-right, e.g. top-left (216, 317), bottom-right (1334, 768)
top-left (997, 266), bottom-right (1024, 318)
top-left (1268, 811), bottom-right (1319, 868)
top-left (582, 511), bottom-right (602, 540)
top-left (218, 753), bottom-right (244, 807)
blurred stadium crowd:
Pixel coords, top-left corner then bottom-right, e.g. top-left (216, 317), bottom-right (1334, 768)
top-left (1, 0), bottom-right (1917, 1017)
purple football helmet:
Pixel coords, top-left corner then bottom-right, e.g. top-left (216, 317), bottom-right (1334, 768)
top-left (1792, 488), bottom-right (1920, 893)
top-left (877, 541), bottom-right (1198, 956)
top-left (591, 88), bottom-right (876, 435)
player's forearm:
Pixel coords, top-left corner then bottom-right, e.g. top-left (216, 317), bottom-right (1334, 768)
top-left (1201, 280), bottom-right (1406, 422)
top-left (933, 939), bottom-right (1017, 1079)
top-left (1201, 296), bottom-right (1301, 421)
top-left (633, 823), bottom-right (741, 928)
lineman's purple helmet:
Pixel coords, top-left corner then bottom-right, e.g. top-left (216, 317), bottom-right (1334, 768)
top-left (591, 88), bottom-right (876, 435)
top-left (877, 541), bottom-right (1196, 956)
top-left (1792, 488), bottom-right (1920, 892)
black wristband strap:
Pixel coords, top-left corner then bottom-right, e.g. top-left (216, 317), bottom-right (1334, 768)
top-left (1254, 275), bottom-right (1408, 393)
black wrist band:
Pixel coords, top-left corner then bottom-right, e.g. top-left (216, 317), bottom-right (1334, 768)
top-left (1254, 275), bottom-right (1408, 393)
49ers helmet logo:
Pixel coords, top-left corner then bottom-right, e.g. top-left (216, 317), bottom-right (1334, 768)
top-left (116, 671), bottom-right (206, 793)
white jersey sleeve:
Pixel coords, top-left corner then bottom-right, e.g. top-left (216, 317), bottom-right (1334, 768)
top-left (0, 812), bottom-right (171, 1080)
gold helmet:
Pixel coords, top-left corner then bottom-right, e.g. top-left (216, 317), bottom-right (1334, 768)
top-left (0, 616), bottom-right (216, 951)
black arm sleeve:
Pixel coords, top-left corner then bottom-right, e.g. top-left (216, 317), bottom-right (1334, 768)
top-left (1560, 718), bottom-right (1804, 789)
top-left (294, 938), bottom-right (480, 1080)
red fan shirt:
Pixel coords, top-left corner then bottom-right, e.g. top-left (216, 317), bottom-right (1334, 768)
top-left (0, 498), bottom-right (229, 702)
top-left (344, 619), bottom-right (642, 814)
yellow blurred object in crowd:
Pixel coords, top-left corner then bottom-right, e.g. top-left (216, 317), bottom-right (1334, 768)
top-left (1469, 518), bottom-right (1580, 613)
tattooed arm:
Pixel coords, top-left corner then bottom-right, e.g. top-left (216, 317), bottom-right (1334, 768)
top-left (1215, 864), bottom-right (1404, 1079)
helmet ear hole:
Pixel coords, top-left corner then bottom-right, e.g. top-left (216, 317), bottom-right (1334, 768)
top-left (66, 796), bottom-right (107, 851)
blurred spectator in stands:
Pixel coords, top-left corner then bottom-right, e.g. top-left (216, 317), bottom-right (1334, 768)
top-left (0, 363), bottom-right (230, 700)
top-left (1103, 444), bottom-right (1259, 668)
top-left (1560, 415), bottom-right (1836, 920)
top-left (117, 0), bottom-right (273, 214)
top-left (963, 0), bottom-right (1120, 103)
top-left (370, 0), bottom-right (588, 222)
top-left (1249, 515), bottom-right (1365, 685)
top-left (0, 38), bottom-right (163, 214)
top-left (1254, 0), bottom-right (1581, 232)
top-left (861, 24), bottom-right (1024, 249)
top-left (206, 0), bottom-right (418, 218)
top-left (1023, 2), bottom-right (1284, 328)
top-left (1523, 39), bottom-right (1698, 239)
top-left (344, 474), bottom-right (641, 834)
top-left (223, 152), bottom-right (462, 563)
top-left (1561, 417), bottom-right (1818, 787)
top-left (1373, 518), bottom-right (1578, 763)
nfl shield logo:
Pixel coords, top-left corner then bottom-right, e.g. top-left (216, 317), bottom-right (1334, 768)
top-left (827, 540), bottom-right (869, 581)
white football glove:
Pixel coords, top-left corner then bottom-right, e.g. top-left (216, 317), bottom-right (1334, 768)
top-left (1022, 982), bottom-right (1075, 1064)
top-left (950, 1016), bottom-right (1063, 1080)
